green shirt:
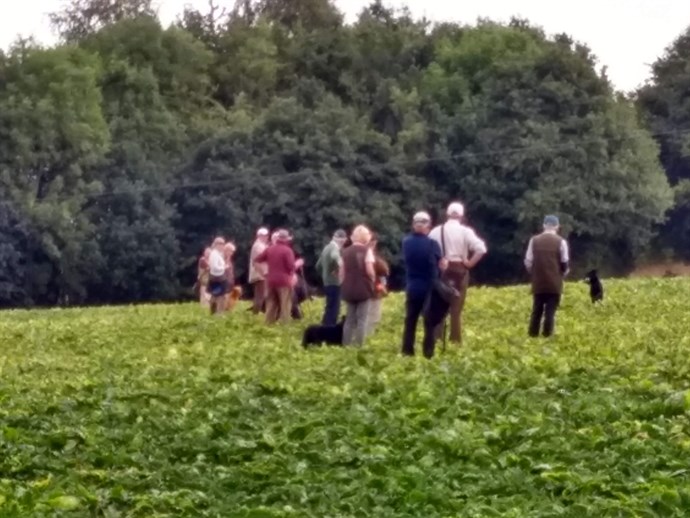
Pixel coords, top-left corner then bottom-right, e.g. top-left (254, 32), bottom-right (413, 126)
top-left (316, 241), bottom-right (342, 286)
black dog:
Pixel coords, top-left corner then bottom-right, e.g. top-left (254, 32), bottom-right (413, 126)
top-left (302, 318), bottom-right (345, 348)
top-left (584, 269), bottom-right (604, 303)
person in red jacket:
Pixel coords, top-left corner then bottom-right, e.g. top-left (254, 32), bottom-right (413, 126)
top-left (254, 229), bottom-right (297, 324)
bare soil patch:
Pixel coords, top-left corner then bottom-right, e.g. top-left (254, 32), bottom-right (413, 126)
top-left (630, 261), bottom-right (690, 278)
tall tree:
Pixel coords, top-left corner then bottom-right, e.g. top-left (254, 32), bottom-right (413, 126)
top-left (0, 44), bottom-right (109, 304)
top-left (79, 17), bottom-right (219, 302)
top-left (421, 22), bottom-right (672, 280)
top-left (637, 26), bottom-right (690, 259)
top-left (50, 0), bottom-right (155, 42)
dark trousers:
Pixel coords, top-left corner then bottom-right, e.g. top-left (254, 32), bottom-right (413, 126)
top-left (322, 285), bottom-right (341, 326)
top-left (402, 290), bottom-right (450, 359)
top-left (435, 262), bottom-right (470, 343)
top-left (251, 280), bottom-right (266, 314)
top-left (529, 293), bottom-right (561, 337)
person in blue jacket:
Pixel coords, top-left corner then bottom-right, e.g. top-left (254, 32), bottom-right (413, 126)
top-left (401, 211), bottom-right (449, 358)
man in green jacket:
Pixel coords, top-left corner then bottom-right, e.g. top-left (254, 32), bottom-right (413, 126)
top-left (524, 215), bottom-right (570, 337)
top-left (316, 229), bottom-right (347, 326)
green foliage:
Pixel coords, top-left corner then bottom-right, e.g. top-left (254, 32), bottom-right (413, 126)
top-left (1, 279), bottom-right (690, 515)
top-left (637, 26), bottom-right (690, 260)
top-left (0, 44), bottom-right (109, 303)
top-left (0, 0), bottom-right (679, 305)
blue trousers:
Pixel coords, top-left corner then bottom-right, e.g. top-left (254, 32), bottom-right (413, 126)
top-left (322, 285), bottom-right (341, 326)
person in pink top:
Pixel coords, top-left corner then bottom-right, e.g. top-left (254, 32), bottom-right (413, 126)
top-left (254, 229), bottom-right (298, 324)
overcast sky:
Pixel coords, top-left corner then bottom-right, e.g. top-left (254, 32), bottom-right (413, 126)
top-left (1, 0), bottom-right (689, 92)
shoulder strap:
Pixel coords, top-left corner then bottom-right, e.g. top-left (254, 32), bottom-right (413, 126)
top-left (441, 223), bottom-right (447, 256)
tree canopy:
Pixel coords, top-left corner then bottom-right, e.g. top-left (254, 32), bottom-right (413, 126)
top-left (0, 0), bottom-right (680, 306)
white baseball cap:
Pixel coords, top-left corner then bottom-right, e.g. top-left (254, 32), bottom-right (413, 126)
top-left (257, 227), bottom-right (269, 236)
top-left (413, 211), bottom-right (431, 224)
top-left (447, 202), bottom-right (465, 217)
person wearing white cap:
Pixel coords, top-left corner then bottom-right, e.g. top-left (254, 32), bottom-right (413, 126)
top-left (429, 201), bottom-right (487, 344)
top-left (248, 227), bottom-right (270, 314)
top-left (401, 211), bottom-right (449, 358)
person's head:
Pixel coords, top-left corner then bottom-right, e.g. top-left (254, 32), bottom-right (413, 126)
top-left (446, 201), bottom-right (464, 221)
top-left (332, 229), bottom-right (347, 248)
top-left (256, 227), bottom-right (269, 243)
top-left (212, 237), bottom-right (225, 250)
top-left (412, 211), bottom-right (432, 234)
top-left (224, 242), bottom-right (236, 258)
top-left (275, 229), bottom-right (291, 244)
top-left (350, 225), bottom-right (372, 246)
top-left (543, 214), bottom-right (560, 232)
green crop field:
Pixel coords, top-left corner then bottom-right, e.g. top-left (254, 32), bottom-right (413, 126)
top-left (1, 278), bottom-right (690, 517)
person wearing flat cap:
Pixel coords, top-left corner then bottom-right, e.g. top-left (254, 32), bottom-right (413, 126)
top-left (524, 214), bottom-right (570, 337)
top-left (401, 211), bottom-right (449, 359)
top-left (316, 229), bottom-right (348, 326)
top-left (429, 201), bottom-right (487, 344)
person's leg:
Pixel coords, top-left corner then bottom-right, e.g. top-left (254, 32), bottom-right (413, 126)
top-left (343, 302), bottom-right (357, 345)
top-left (366, 298), bottom-right (382, 337)
top-left (322, 285), bottom-right (339, 326)
top-left (265, 286), bottom-right (279, 324)
top-left (278, 287), bottom-right (293, 324)
top-left (353, 300), bottom-right (371, 346)
top-left (542, 294), bottom-right (561, 337)
top-left (291, 288), bottom-right (303, 320)
top-left (423, 290), bottom-right (451, 358)
top-left (434, 266), bottom-right (464, 341)
top-left (402, 293), bottom-right (425, 356)
top-left (528, 294), bottom-right (545, 337)
top-left (450, 269), bottom-right (470, 343)
top-left (252, 281), bottom-right (264, 314)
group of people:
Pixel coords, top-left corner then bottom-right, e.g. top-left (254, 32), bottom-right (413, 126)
top-left (196, 200), bottom-right (570, 359)
top-left (196, 237), bottom-right (238, 314)
top-left (197, 229), bottom-right (310, 320)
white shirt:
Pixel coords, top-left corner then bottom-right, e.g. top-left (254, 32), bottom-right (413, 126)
top-left (208, 249), bottom-right (226, 277)
top-left (429, 220), bottom-right (487, 262)
top-left (524, 230), bottom-right (569, 271)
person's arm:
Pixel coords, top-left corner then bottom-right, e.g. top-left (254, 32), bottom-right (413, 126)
top-left (254, 249), bottom-right (267, 264)
top-left (524, 238), bottom-right (534, 272)
top-left (463, 229), bottom-right (487, 269)
top-left (315, 250), bottom-right (323, 271)
top-left (431, 240), bottom-right (446, 273)
top-left (284, 248), bottom-right (296, 275)
top-left (560, 239), bottom-right (570, 277)
top-left (364, 248), bottom-right (376, 281)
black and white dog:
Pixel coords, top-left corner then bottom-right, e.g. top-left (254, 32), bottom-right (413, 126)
top-left (302, 317), bottom-right (345, 348)
top-left (584, 269), bottom-right (604, 304)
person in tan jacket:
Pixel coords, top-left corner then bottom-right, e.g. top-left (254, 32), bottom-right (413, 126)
top-left (248, 227), bottom-right (270, 314)
top-left (429, 201), bottom-right (487, 344)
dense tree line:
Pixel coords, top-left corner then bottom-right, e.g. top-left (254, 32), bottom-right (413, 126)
top-left (0, 0), bottom-right (684, 307)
